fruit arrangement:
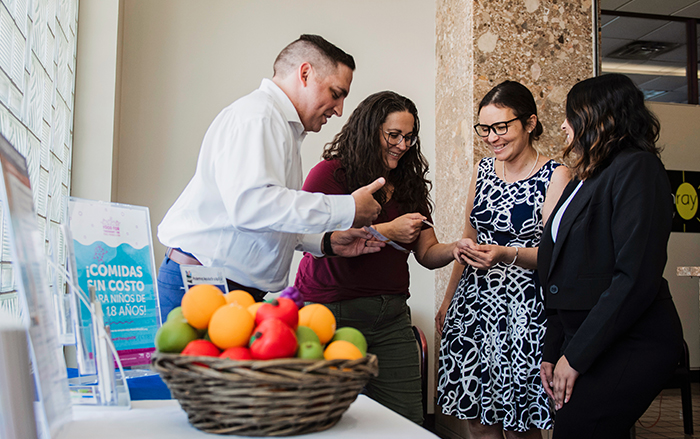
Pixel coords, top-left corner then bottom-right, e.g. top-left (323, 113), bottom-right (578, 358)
top-left (154, 284), bottom-right (368, 362)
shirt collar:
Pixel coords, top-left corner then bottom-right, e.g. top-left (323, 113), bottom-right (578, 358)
top-left (259, 78), bottom-right (305, 138)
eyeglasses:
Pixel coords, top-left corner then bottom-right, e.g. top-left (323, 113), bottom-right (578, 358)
top-left (383, 130), bottom-right (418, 147)
top-left (473, 116), bottom-right (522, 138)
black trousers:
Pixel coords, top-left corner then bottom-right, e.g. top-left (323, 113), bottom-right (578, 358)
top-left (552, 298), bottom-right (683, 439)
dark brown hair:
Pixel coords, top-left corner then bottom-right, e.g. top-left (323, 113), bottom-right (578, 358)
top-left (273, 34), bottom-right (355, 78)
top-left (563, 74), bottom-right (661, 179)
top-left (478, 80), bottom-right (543, 143)
top-left (322, 91), bottom-right (432, 216)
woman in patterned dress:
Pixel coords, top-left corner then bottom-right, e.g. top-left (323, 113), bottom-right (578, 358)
top-left (436, 81), bottom-right (570, 438)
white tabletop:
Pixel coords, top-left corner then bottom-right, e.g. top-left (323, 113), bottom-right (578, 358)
top-left (56, 395), bottom-right (438, 438)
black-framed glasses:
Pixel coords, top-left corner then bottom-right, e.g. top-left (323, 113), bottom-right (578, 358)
top-left (383, 130), bottom-right (418, 147)
top-left (473, 116), bottom-right (521, 138)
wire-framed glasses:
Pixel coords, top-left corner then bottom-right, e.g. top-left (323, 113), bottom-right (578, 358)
top-left (473, 116), bottom-right (521, 138)
top-left (383, 131), bottom-right (418, 147)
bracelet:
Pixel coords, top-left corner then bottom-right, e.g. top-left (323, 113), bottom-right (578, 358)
top-left (323, 232), bottom-right (337, 257)
top-left (507, 246), bottom-right (519, 266)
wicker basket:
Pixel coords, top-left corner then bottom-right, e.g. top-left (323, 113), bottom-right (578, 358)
top-left (151, 352), bottom-right (379, 436)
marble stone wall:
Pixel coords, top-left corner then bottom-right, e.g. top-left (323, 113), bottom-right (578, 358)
top-left (434, 0), bottom-right (594, 432)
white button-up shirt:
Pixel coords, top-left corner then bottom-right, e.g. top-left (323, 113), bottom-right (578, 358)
top-left (158, 79), bottom-right (355, 292)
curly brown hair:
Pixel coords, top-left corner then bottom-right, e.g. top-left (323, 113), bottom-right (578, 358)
top-left (321, 91), bottom-right (432, 216)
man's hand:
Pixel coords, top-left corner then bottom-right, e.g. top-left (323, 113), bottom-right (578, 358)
top-left (328, 229), bottom-right (385, 257)
top-left (351, 178), bottom-right (385, 228)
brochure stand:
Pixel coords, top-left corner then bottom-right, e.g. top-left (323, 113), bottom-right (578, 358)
top-left (54, 261), bottom-right (131, 408)
top-left (0, 134), bottom-right (72, 438)
top-left (52, 220), bottom-right (132, 407)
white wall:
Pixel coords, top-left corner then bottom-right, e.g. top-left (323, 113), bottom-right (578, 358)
top-left (649, 102), bottom-right (700, 369)
top-left (74, 0), bottom-right (439, 406)
top-left (72, 0), bottom-right (121, 202)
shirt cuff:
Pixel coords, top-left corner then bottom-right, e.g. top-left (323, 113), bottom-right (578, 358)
top-left (299, 233), bottom-right (324, 257)
top-left (326, 194), bottom-right (355, 231)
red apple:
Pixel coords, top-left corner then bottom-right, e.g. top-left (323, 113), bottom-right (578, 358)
top-left (249, 318), bottom-right (298, 360)
top-left (255, 297), bottom-right (299, 330)
top-left (181, 339), bottom-right (221, 357)
top-left (220, 346), bottom-right (253, 360)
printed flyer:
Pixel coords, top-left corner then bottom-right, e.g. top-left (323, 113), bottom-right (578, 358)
top-left (67, 198), bottom-right (160, 366)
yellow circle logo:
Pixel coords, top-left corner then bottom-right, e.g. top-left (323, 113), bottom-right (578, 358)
top-left (676, 182), bottom-right (698, 220)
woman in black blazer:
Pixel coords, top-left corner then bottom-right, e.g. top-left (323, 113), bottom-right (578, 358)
top-left (538, 74), bottom-right (683, 439)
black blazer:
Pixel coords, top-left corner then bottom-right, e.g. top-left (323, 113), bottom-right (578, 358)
top-left (538, 149), bottom-right (673, 374)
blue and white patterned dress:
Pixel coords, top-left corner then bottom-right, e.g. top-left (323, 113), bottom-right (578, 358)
top-left (437, 157), bottom-right (558, 431)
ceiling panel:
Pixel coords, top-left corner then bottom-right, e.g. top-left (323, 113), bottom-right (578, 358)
top-left (601, 14), bottom-right (617, 25)
top-left (652, 46), bottom-right (688, 63)
top-left (675, 2), bottom-right (700, 17)
top-left (640, 75), bottom-right (689, 90)
top-left (619, 0), bottom-right (700, 16)
top-left (602, 16), bottom-right (672, 39)
top-left (648, 90), bottom-right (688, 102)
top-left (600, 0), bottom-right (634, 9)
top-left (620, 72), bottom-right (662, 85)
top-left (643, 21), bottom-right (688, 44)
top-left (601, 37), bottom-right (634, 56)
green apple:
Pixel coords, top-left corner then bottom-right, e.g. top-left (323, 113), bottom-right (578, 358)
top-left (166, 306), bottom-right (185, 322)
top-left (296, 341), bottom-right (324, 359)
top-left (331, 327), bottom-right (367, 356)
top-left (296, 325), bottom-right (320, 345)
top-left (167, 307), bottom-right (205, 336)
top-left (155, 320), bottom-right (199, 353)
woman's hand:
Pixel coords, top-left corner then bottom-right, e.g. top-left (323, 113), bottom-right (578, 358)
top-left (452, 239), bottom-right (472, 265)
top-left (384, 213), bottom-right (425, 244)
top-left (540, 361), bottom-right (555, 400)
top-left (435, 299), bottom-right (450, 336)
top-left (552, 355), bottom-right (579, 410)
top-left (460, 242), bottom-right (509, 270)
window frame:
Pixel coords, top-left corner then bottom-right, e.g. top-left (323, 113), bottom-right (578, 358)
top-left (600, 9), bottom-right (699, 105)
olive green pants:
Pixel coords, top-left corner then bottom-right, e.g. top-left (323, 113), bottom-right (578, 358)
top-left (322, 294), bottom-right (423, 425)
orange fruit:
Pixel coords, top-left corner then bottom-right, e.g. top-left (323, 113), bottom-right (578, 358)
top-left (224, 290), bottom-right (256, 308)
top-left (180, 284), bottom-right (226, 330)
top-left (247, 302), bottom-right (264, 320)
top-left (298, 304), bottom-right (336, 344)
top-left (331, 327), bottom-right (367, 356)
top-left (208, 303), bottom-right (255, 349)
top-left (324, 340), bottom-right (363, 360)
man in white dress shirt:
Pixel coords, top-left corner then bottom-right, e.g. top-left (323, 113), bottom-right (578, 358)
top-left (156, 35), bottom-right (384, 320)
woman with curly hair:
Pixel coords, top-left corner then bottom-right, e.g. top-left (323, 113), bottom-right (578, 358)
top-left (295, 90), bottom-right (467, 425)
top-left (538, 74), bottom-right (683, 438)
